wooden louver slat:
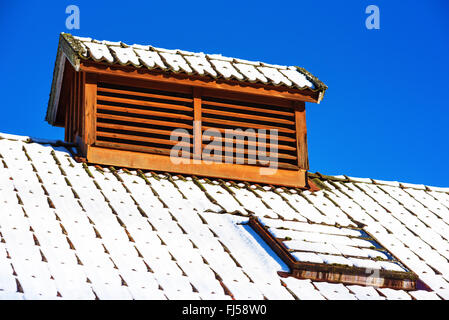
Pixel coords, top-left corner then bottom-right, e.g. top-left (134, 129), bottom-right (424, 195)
top-left (94, 81), bottom-right (300, 170)
top-left (95, 82), bottom-right (194, 157)
top-left (97, 86), bottom-right (193, 103)
top-left (201, 95), bottom-right (298, 168)
top-left (201, 116), bottom-right (295, 134)
top-left (202, 107), bottom-right (295, 126)
top-left (97, 103), bottom-right (193, 121)
top-left (201, 126), bottom-right (297, 143)
top-left (97, 113), bottom-right (193, 130)
top-left (97, 95), bottom-right (193, 112)
top-left (202, 99), bottom-right (295, 117)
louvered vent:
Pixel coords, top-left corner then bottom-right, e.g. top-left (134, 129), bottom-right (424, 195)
top-left (56, 55), bottom-right (313, 187)
top-left (201, 96), bottom-right (298, 169)
top-left (96, 82), bottom-right (194, 158)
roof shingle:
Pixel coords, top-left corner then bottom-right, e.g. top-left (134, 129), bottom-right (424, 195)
top-left (1, 131), bottom-right (449, 300)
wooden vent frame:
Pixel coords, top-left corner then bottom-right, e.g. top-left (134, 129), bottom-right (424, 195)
top-left (58, 61), bottom-right (313, 188)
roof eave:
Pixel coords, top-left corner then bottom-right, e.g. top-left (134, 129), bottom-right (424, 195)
top-left (46, 33), bottom-right (82, 126)
top-left (80, 59), bottom-right (322, 104)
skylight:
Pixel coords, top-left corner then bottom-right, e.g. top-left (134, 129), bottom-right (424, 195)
top-left (248, 216), bottom-right (425, 291)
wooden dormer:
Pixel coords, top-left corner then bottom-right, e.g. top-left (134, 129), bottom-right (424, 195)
top-left (46, 33), bottom-right (327, 188)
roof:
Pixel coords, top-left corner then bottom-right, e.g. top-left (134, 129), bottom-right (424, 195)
top-left (1, 131), bottom-right (449, 300)
top-left (46, 33), bottom-right (327, 124)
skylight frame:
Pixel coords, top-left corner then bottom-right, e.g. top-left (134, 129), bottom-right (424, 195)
top-left (248, 216), bottom-right (425, 291)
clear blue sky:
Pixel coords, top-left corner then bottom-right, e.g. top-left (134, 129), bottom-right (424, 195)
top-left (0, 1), bottom-right (448, 187)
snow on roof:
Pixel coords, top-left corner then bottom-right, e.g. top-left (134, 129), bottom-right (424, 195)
top-left (46, 32), bottom-right (328, 126)
top-left (56, 33), bottom-right (327, 91)
top-left (0, 131), bottom-right (449, 300)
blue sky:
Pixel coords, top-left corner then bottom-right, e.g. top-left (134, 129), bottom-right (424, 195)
top-left (0, 1), bottom-right (448, 186)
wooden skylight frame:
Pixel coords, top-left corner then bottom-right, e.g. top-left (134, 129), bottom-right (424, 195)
top-left (248, 216), bottom-right (428, 291)
top-left (53, 59), bottom-right (317, 188)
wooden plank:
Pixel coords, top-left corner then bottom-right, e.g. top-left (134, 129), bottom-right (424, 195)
top-left (64, 97), bottom-right (70, 142)
top-left (76, 71), bottom-right (82, 137)
top-left (202, 117), bottom-right (295, 134)
top-left (97, 86), bottom-right (193, 103)
top-left (201, 134), bottom-right (296, 152)
top-left (49, 51), bottom-right (68, 125)
top-left (61, 64), bottom-right (70, 135)
top-left (202, 88), bottom-right (295, 108)
top-left (193, 87), bottom-right (202, 160)
top-left (67, 70), bottom-right (75, 142)
top-left (202, 144), bottom-right (297, 160)
top-left (95, 141), bottom-right (192, 158)
top-left (64, 74), bottom-right (70, 142)
top-left (84, 73), bottom-right (97, 150)
top-left (97, 122), bottom-right (192, 138)
top-left (79, 72), bottom-right (85, 145)
top-left (78, 71), bottom-right (82, 136)
top-left (73, 71), bottom-right (78, 138)
top-left (294, 101), bottom-right (309, 170)
top-left (202, 99), bottom-right (294, 117)
top-left (202, 107), bottom-right (295, 125)
top-left (200, 154), bottom-right (299, 170)
top-left (87, 145), bottom-right (307, 188)
top-left (96, 112), bottom-right (193, 130)
top-left (96, 104), bottom-right (193, 121)
top-left (80, 61), bottom-right (320, 103)
top-left (97, 73), bottom-right (193, 95)
top-left (202, 126), bottom-right (296, 143)
top-left (96, 131), bottom-right (192, 147)
top-left (96, 94), bottom-right (193, 112)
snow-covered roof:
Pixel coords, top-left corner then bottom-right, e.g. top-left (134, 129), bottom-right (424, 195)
top-left (46, 33), bottom-right (327, 124)
top-left (1, 131), bottom-right (449, 300)
top-left (62, 33), bottom-right (326, 91)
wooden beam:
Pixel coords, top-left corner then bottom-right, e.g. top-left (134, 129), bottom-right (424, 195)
top-left (95, 141), bottom-right (191, 158)
top-left (66, 69), bottom-right (75, 142)
top-left (75, 71), bottom-right (80, 137)
top-left (193, 87), bottom-right (202, 161)
top-left (80, 61), bottom-right (320, 103)
top-left (80, 72), bottom-right (86, 140)
top-left (202, 87), bottom-right (295, 109)
top-left (96, 112), bottom-right (193, 130)
top-left (96, 122), bottom-right (193, 138)
top-left (96, 131), bottom-right (192, 147)
top-left (96, 94), bottom-right (193, 112)
top-left (86, 145), bottom-right (307, 188)
top-left (202, 98), bottom-right (294, 117)
top-left (294, 101), bottom-right (309, 170)
top-left (202, 107), bottom-right (295, 125)
top-left (83, 73), bottom-right (97, 156)
top-left (97, 86), bottom-right (193, 103)
top-left (97, 73), bottom-right (193, 95)
top-left (55, 60), bottom-right (74, 127)
top-left (96, 104), bottom-right (193, 120)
